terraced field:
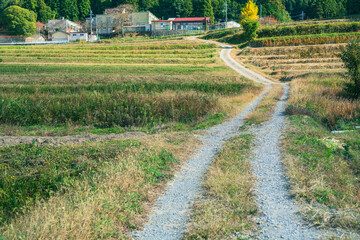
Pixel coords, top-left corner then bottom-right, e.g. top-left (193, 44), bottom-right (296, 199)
top-left (0, 39), bottom-right (261, 136)
top-left (234, 44), bottom-right (346, 79)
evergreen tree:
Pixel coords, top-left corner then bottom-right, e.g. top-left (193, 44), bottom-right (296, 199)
top-left (78, 0), bottom-right (90, 19)
top-left (62, 0), bottom-right (79, 20)
top-left (22, 0), bottom-right (38, 12)
top-left (37, 0), bottom-right (53, 22)
top-left (203, 0), bottom-right (214, 23)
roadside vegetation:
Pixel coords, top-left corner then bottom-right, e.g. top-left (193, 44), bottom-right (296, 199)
top-left (0, 133), bottom-right (200, 238)
top-left (185, 135), bottom-right (257, 239)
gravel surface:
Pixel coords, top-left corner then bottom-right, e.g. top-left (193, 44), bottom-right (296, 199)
top-left (0, 132), bottom-right (146, 147)
top-left (132, 42), bottom-right (271, 239)
top-left (133, 87), bottom-right (270, 240)
top-left (251, 84), bottom-right (324, 239)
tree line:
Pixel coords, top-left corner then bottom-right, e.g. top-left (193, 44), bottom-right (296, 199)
top-left (0, 0), bottom-right (359, 24)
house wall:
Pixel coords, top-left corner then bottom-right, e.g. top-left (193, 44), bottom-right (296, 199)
top-left (152, 22), bottom-right (173, 31)
top-left (51, 32), bottom-right (69, 41)
top-left (173, 22), bottom-right (206, 30)
top-left (47, 20), bottom-right (81, 33)
top-left (69, 33), bottom-right (88, 41)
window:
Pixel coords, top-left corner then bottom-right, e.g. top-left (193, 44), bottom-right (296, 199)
top-left (72, 34), bottom-right (77, 36)
top-left (160, 23), bottom-right (166, 27)
top-left (80, 34), bottom-right (84, 36)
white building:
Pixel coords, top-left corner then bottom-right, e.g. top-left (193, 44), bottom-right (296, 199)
top-left (69, 32), bottom-right (88, 41)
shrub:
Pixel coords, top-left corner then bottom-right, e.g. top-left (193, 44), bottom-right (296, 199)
top-left (241, 18), bottom-right (259, 41)
top-left (340, 40), bottom-right (360, 98)
top-left (257, 22), bottom-right (360, 38)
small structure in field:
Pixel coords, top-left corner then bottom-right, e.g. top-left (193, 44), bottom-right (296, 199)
top-left (24, 34), bottom-right (45, 42)
top-left (51, 31), bottom-right (70, 41)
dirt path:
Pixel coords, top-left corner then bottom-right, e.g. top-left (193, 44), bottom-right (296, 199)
top-left (132, 43), bottom-right (271, 240)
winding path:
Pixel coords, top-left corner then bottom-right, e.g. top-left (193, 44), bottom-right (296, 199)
top-left (133, 38), bottom-right (324, 239)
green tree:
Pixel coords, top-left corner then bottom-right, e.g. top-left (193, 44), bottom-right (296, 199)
top-left (37, 0), bottom-right (53, 22)
top-left (203, 0), bottom-right (214, 23)
top-left (172, 0), bottom-right (193, 17)
top-left (78, 0), bottom-right (90, 20)
top-left (340, 40), bottom-right (360, 98)
top-left (22, 0), bottom-right (37, 12)
top-left (62, 0), bottom-right (79, 20)
top-left (241, 18), bottom-right (258, 41)
top-left (1, 5), bottom-right (37, 35)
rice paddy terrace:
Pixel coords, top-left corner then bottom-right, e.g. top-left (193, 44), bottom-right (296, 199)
top-left (0, 39), bottom-right (261, 136)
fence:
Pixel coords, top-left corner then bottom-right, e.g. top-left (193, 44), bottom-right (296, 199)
top-left (151, 30), bottom-right (205, 37)
top-left (0, 41), bottom-right (70, 45)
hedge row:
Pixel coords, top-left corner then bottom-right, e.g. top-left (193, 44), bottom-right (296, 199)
top-left (258, 22), bottom-right (360, 38)
top-left (250, 32), bottom-right (360, 47)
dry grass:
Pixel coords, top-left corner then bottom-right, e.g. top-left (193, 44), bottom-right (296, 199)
top-left (0, 133), bottom-right (200, 239)
top-left (185, 135), bottom-right (257, 239)
top-left (244, 84), bottom-right (284, 125)
top-left (286, 74), bottom-right (360, 129)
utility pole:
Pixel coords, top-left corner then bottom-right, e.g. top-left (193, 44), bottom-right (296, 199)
top-left (224, 0), bottom-right (228, 28)
top-left (301, 11), bottom-right (304, 21)
top-left (89, 8), bottom-right (94, 35)
top-left (260, 4), bottom-right (262, 18)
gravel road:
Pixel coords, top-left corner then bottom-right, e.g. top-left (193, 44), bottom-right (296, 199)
top-left (132, 43), bottom-right (270, 239)
top-left (251, 84), bottom-right (324, 239)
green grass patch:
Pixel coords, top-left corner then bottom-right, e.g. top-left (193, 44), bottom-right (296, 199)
top-left (185, 134), bottom-right (256, 239)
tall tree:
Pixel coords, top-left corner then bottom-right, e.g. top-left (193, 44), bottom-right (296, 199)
top-left (62, 0), bottom-right (79, 20)
top-left (78, 0), bottom-right (91, 20)
top-left (22, 0), bottom-right (38, 12)
top-left (241, 0), bottom-right (258, 20)
top-left (1, 5), bottom-right (37, 35)
top-left (203, 0), bottom-right (214, 23)
top-left (37, 0), bottom-right (53, 22)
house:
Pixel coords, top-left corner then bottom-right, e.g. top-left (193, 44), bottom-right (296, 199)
top-left (171, 17), bottom-right (211, 30)
top-left (69, 32), bottom-right (88, 41)
top-left (96, 10), bottom-right (158, 34)
top-left (24, 34), bottom-right (45, 42)
top-left (151, 20), bottom-right (173, 31)
top-left (51, 31), bottom-right (69, 41)
top-left (46, 19), bottom-right (82, 34)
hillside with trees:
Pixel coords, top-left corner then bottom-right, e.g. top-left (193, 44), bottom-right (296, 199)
top-left (0, 0), bottom-right (359, 23)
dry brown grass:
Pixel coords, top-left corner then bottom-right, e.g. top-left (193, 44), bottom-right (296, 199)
top-left (287, 75), bottom-right (360, 129)
top-left (0, 133), bottom-right (200, 239)
top-left (185, 135), bottom-right (256, 239)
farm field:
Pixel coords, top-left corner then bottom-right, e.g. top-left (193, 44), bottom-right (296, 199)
top-left (0, 38), bottom-right (263, 238)
top-left (0, 39), bottom-right (262, 136)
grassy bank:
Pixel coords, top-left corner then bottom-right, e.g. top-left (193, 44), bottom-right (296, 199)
top-left (283, 73), bottom-right (360, 230)
top-left (0, 133), bottom-right (200, 238)
top-left (185, 135), bottom-right (256, 239)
